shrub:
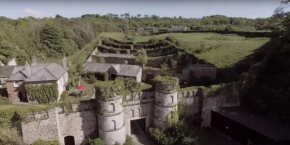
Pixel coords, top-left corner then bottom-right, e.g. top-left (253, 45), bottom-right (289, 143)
top-left (123, 135), bottom-right (134, 145)
top-left (89, 74), bottom-right (97, 84)
top-left (225, 25), bottom-right (235, 32)
top-left (89, 138), bottom-right (106, 145)
top-left (32, 139), bottom-right (59, 145)
top-left (0, 128), bottom-right (23, 145)
top-left (60, 91), bottom-right (69, 101)
top-left (0, 97), bottom-right (11, 105)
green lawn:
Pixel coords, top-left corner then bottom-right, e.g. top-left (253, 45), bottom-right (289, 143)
top-left (102, 32), bottom-right (275, 68)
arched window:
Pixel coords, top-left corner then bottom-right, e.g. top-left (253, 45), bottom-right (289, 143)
top-left (131, 109), bottom-right (134, 117)
top-left (138, 108), bottom-right (141, 116)
top-left (112, 120), bottom-right (116, 130)
top-left (109, 103), bottom-right (115, 112)
top-left (171, 95), bottom-right (174, 104)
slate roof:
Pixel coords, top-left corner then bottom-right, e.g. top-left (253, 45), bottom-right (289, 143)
top-left (215, 107), bottom-right (290, 141)
top-left (84, 62), bottom-right (142, 77)
top-left (8, 63), bottom-right (67, 82)
top-left (0, 66), bottom-right (15, 78)
top-left (99, 53), bottom-right (135, 59)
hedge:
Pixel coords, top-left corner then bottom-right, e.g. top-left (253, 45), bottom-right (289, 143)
top-left (25, 83), bottom-right (58, 104)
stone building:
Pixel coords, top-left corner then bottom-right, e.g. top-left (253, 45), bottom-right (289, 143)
top-left (178, 65), bottom-right (217, 81)
top-left (6, 58), bottom-right (68, 102)
top-left (84, 62), bottom-right (142, 82)
top-left (20, 77), bottom-right (241, 145)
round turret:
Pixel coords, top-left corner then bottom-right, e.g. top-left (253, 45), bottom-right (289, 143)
top-left (153, 76), bottom-right (179, 129)
top-left (95, 81), bottom-right (126, 145)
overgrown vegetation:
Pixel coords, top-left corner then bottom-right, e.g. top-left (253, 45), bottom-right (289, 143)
top-left (25, 83), bottom-right (58, 103)
top-left (32, 139), bottom-right (60, 145)
top-left (149, 109), bottom-right (199, 145)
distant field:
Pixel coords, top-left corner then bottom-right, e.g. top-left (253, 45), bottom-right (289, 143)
top-left (102, 32), bottom-right (275, 68)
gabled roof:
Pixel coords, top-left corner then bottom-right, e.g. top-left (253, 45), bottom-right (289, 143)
top-left (0, 66), bottom-right (15, 78)
top-left (8, 63), bottom-right (67, 82)
top-left (84, 62), bottom-right (142, 77)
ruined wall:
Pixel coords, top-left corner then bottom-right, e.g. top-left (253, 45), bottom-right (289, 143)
top-left (177, 91), bottom-right (200, 116)
top-left (21, 102), bottom-right (97, 145)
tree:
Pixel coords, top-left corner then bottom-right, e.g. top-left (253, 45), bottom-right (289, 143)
top-left (135, 48), bottom-right (148, 67)
top-left (41, 22), bottom-right (63, 53)
top-left (225, 25), bottom-right (235, 32)
top-left (137, 14), bottom-right (141, 18)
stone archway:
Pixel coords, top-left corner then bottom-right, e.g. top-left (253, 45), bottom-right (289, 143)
top-left (64, 136), bottom-right (75, 145)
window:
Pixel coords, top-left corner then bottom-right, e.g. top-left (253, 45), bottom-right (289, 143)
top-left (171, 95), bottom-right (174, 104)
top-left (112, 120), bottom-right (116, 130)
top-left (109, 103), bottom-right (115, 112)
top-left (14, 81), bottom-right (19, 87)
top-left (138, 108), bottom-right (141, 116)
top-left (131, 109), bottom-right (134, 117)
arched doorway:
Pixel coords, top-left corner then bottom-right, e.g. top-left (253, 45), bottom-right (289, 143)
top-left (64, 136), bottom-right (75, 145)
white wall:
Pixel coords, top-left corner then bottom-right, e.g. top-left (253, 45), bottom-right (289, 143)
top-left (57, 72), bottom-right (68, 101)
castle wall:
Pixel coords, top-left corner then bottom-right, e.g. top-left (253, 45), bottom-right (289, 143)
top-left (21, 102), bottom-right (97, 145)
top-left (21, 109), bottom-right (61, 145)
top-left (58, 109), bottom-right (97, 145)
top-left (123, 91), bottom-right (155, 135)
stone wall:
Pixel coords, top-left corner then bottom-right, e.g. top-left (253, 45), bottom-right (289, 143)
top-left (21, 102), bottom-right (98, 145)
top-left (21, 109), bottom-right (61, 145)
top-left (201, 83), bottom-right (240, 127)
top-left (57, 103), bottom-right (97, 145)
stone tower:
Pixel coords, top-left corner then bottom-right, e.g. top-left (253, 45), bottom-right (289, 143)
top-left (97, 94), bottom-right (126, 145)
top-left (154, 76), bottom-right (179, 129)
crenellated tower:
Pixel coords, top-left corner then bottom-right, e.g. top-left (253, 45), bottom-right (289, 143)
top-left (153, 76), bottom-right (179, 129)
top-left (96, 83), bottom-right (126, 145)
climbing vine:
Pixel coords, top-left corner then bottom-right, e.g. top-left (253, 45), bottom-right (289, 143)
top-left (25, 83), bottom-right (58, 104)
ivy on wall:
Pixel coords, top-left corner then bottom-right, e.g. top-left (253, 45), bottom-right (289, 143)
top-left (25, 83), bottom-right (58, 104)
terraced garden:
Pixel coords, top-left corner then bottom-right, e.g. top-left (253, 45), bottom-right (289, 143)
top-left (100, 32), bottom-right (278, 68)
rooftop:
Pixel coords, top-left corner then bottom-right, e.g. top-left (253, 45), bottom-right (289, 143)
top-left (214, 107), bottom-right (290, 141)
top-left (0, 66), bottom-right (15, 78)
top-left (84, 62), bottom-right (142, 77)
top-left (8, 63), bottom-right (67, 82)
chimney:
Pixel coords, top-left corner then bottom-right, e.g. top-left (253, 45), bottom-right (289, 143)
top-left (31, 54), bottom-right (37, 66)
top-left (62, 55), bottom-right (67, 69)
top-left (25, 61), bottom-right (31, 78)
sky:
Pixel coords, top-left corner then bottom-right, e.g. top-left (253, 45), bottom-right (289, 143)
top-left (0, 0), bottom-right (284, 19)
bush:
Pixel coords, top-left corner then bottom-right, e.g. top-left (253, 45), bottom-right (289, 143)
top-left (89, 138), bottom-right (106, 145)
top-left (32, 139), bottom-right (59, 145)
top-left (0, 97), bottom-right (11, 105)
top-left (225, 25), bottom-right (235, 32)
top-left (89, 74), bottom-right (97, 84)
top-left (123, 135), bottom-right (134, 145)
top-left (0, 128), bottom-right (23, 145)
top-left (60, 91), bottom-right (69, 101)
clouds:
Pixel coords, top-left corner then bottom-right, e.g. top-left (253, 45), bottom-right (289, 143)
top-left (23, 8), bottom-right (41, 17)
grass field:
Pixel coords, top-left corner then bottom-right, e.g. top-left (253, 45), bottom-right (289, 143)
top-left (101, 32), bottom-right (276, 68)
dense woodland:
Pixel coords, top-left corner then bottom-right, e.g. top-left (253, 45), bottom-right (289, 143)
top-left (0, 14), bottom-right (280, 65)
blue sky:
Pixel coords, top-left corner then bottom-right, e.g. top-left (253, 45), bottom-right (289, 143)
top-left (0, 0), bottom-right (283, 19)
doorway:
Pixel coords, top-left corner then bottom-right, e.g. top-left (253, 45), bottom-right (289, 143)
top-left (130, 118), bottom-right (151, 145)
top-left (131, 118), bottom-right (146, 134)
top-left (110, 74), bottom-right (117, 80)
top-left (64, 136), bottom-right (75, 145)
